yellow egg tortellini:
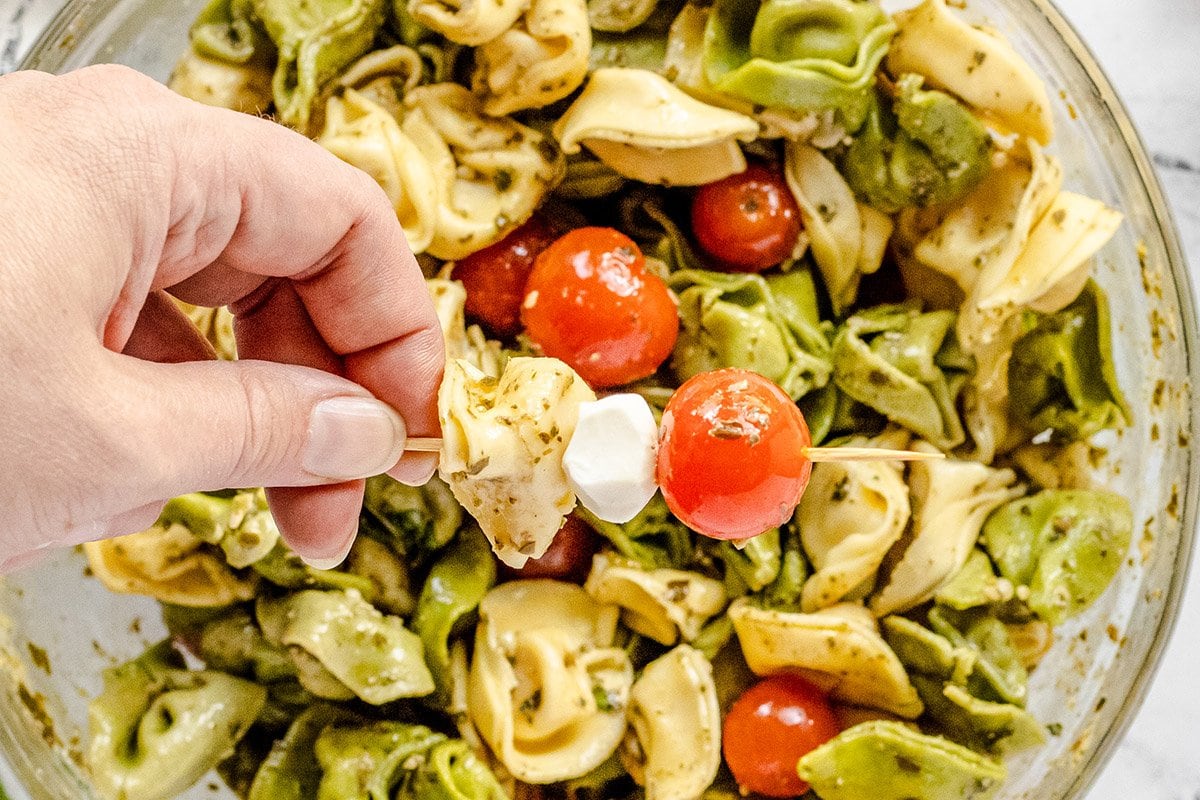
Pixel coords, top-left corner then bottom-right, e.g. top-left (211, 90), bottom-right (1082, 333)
top-left (554, 68), bottom-right (760, 187)
top-left (870, 443), bottom-right (1023, 616)
top-left (84, 515), bottom-right (256, 609)
top-left (474, 0), bottom-right (591, 116)
top-left (468, 581), bottom-right (634, 783)
top-left (438, 357), bottom-right (596, 568)
top-left (795, 447), bottom-right (910, 612)
top-left (623, 646), bottom-right (721, 800)
top-left (427, 278), bottom-right (503, 377)
top-left (728, 599), bottom-right (923, 718)
top-left (318, 89), bottom-right (439, 253)
top-left (887, 0), bottom-right (1054, 144)
top-left (403, 84), bottom-right (565, 259)
top-left (784, 142), bottom-right (893, 314)
top-left (408, 0), bottom-right (526, 45)
top-left (584, 552), bottom-right (726, 645)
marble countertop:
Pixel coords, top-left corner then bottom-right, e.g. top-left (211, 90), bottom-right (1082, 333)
top-left (2, 0), bottom-right (1198, 797)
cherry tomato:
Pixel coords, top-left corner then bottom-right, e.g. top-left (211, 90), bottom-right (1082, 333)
top-left (498, 515), bottom-right (598, 583)
top-left (452, 216), bottom-right (558, 338)
top-left (657, 369), bottom-right (811, 540)
top-left (521, 227), bottom-right (679, 388)
top-left (722, 675), bottom-right (840, 797)
top-left (690, 164), bottom-right (802, 273)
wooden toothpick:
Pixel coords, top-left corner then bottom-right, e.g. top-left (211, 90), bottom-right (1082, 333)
top-left (403, 438), bottom-right (943, 463)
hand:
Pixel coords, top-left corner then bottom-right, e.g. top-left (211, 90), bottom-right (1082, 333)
top-left (0, 65), bottom-right (445, 570)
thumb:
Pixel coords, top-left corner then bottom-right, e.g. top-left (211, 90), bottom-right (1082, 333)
top-left (104, 354), bottom-right (410, 500)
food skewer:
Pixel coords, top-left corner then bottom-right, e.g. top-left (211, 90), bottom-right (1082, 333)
top-left (403, 437), bottom-right (943, 463)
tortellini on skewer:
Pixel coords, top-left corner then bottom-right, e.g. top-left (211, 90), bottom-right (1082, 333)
top-left (404, 84), bottom-right (565, 259)
top-left (584, 552), bottom-right (726, 645)
top-left (623, 646), bottom-right (722, 800)
top-left (438, 357), bottom-right (596, 568)
top-left (554, 68), bottom-right (759, 187)
top-left (887, 0), bottom-right (1054, 145)
top-left (317, 89), bottom-right (439, 254)
top-left (474, 0), bottom-right (591, 116)
top-left (795, 448), bottom-right (910, 612)
top-left (869, 444), bottom-right (1023, 616)
top-left (468, 581), bottom-right (634, 783)
top-left (729, 599), bottom-right (923, 718)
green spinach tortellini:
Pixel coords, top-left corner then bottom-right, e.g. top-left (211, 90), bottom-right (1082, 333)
top-left (702, 0), bottom-right (896, 130)
top-left (252, 0), bottom-right (387, 130)
top-left (169, 0), bottom-right (275, 112)
top-left (982, 489), bottom-right (1133, 624)
top-left (668, 268), bottom-right (832, 400)
top-left (361, 474), bottom-right (462, 568)
top-left (831, 305), bottom-right (971, 449)
top-left (795, 721), bottom-right (1005, 800)
top-left (1008, 281), bottom-right (1130, 441)
top-left (88, 643), bottom-right (267, 800)
top-left (842, 74), bottom-right (991, 213)
top-left (257, 589), bottom-right (435, 704)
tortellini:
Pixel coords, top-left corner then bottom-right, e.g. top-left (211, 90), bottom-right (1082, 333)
top-left (796, 446), bottom-right (910, 612)
top-left (584, 552), bottom-right (726, 645)
top-left (1008, 281), bottom-right (1130, 441)
top-left (927, 607), bottom-right (1027, 707)
top-left (403, 84), bottom-right (565, 259)
top-left (842, 74), bottom-right (991, 214)
top-left (982, 490), bottom-right (1132, 624)
top-left (177, 301), bottom-right (237, 360)
top-left (84, 518), bottom-right (257, 608)
top-left (887, 0), bottom-right (1054, 144)
top-left (728, 599), bottom-right (923, 718)
top-left (474, 0), bottom-right (591, 115)
top-left (623, 646), bottom-right (721, 800)
top-left (702, 0), bottom-right (896, 130)
top-left (256, 589), bottom-right (435, 703)
top-left (784, 143), bottom-right (893, 313)
top-left (831, 306), bottom-right (970, 449)
top-left (468, 581), bottom-right (634, 783)
top-left (428, 278), bottom-right (503, 377)
top-left (554, 68), bottom-right (759, 186)
top-left (168, 0), bottom-right (274, 113)
top-left (408, 0), bottom-right (525, 45)
top-left (88, 643), bottom-right (266, 800)
top-left (438, 357), bottom-right (596, 568)
top-left (795, 721), bottom-right (1006, 800)
top-left (870, 444), bottom-right (1022, 616)
top-left (361, 473), bottom-right (463, 566)
top-left (252, 0), bottom-right (386, 130)
top-left (912, 677), bottom-right (1044, 754)
top-left (413, 527), bottom-right (497, 702)
top-left (318, 89), bottom-right (439, 254)
top-left (667, 269), bottom-right (832, 400)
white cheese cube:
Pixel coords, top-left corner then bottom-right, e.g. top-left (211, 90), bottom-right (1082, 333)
top-left (563, 394), bottom-right (659, 524)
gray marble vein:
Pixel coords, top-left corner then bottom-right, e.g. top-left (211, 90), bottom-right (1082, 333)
top-left (1, 0), bottom-right (1198, 797)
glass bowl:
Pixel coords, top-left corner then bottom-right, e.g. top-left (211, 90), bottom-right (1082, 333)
top-left (5, 1), bottom-right (1196, 798)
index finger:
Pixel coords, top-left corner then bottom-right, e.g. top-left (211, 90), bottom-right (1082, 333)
top-left (161, 96), bottom-right (446, 445)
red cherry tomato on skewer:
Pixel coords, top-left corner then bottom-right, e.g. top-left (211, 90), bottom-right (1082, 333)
top-left (521, 227), bottom-right (679, 388)
top-left (452, 215), bottom-right (558, 338)
top-left (657, 369), bottom-right (811, 540)
top-left (691, 164), bottom-right (802, 273)
top-left (722, 675), bottom-right (840, 797)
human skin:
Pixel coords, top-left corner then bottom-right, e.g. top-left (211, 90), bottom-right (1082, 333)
top-left (0, 64), bottom-right (445, 570)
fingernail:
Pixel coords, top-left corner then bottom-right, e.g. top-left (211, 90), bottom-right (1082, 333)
top-left (304, 396), bottom-right (407, 480)
top-left (300, 542), bottom-right (355, 573)
top-left (387, 453), bottom-right (439, 487)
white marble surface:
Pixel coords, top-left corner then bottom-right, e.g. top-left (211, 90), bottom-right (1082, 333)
top-left (1, 0), bottom-right (1198, 797)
